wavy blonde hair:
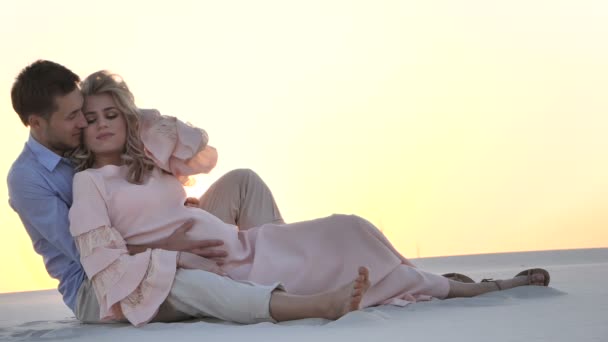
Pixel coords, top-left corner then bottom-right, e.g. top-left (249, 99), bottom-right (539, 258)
top-left (70, 70), bottom-right (156, 184)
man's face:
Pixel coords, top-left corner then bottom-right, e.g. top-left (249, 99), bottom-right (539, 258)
top-left (37, 88), bottom-right (87, 154)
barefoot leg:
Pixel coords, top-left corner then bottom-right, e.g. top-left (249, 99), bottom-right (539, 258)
top-left (446, 279), bottom-right (501, 298)
top-left (269, 267), bottom-right (371, 322)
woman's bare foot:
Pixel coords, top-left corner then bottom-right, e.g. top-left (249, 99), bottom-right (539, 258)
top-left (322, 267), bottom-right (371, 320)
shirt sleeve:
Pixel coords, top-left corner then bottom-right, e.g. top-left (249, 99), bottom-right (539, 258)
top-left (8, 166), bottom-right (80, 263)
top-left (69, 172), bottom-right (178, 326)
top-left (138, 109), bottom-right (218, 184)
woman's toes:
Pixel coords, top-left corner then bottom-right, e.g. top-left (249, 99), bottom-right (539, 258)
top-left (350, 294), bottom-right (363, 310)
top-left (358, 267), bottom-right (370, 287)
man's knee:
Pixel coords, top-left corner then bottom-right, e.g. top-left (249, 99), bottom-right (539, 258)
top-left (221, 168), bottom-right (262, 187)
top-left (224, 168), bottom-right (258, 181)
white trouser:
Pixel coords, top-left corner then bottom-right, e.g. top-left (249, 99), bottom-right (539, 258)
top-left (75, 270), bottom-right (281, 324)
top-left (161, 269), bottom-right (280, 323)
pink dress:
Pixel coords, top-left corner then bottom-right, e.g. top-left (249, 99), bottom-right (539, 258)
top-left (69, 110), bottom-right (450, 327)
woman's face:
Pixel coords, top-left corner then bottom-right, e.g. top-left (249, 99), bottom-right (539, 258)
top-left (82, 93), bottom-right (128, 158)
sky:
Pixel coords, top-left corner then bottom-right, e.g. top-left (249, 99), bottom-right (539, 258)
top-left (0, 0), bottom-right (607, 294)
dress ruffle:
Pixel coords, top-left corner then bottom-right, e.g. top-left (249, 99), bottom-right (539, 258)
top-left (139, 109), bottom-right (218, 185)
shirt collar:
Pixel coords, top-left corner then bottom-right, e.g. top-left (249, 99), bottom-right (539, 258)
top-left (26, 134), bottom-right (65, 172)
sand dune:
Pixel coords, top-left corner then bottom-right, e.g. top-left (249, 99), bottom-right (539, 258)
top-left (1, 248), bottom-right (606, 342)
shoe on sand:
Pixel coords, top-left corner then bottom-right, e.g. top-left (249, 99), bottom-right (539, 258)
top-left (515, 268), bottom-right (550, 286)
top-left (480, 278), bottom-right (504, 290)
top-left (480, 268), bottom-right (551, 290)
top-left (442, 273), bottom-right (475, 283)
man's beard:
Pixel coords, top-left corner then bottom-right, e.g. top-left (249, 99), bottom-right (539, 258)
top-left (46, 131), bottom-right (79, 156)
top-left (51, 141), bottom-right (77, 156)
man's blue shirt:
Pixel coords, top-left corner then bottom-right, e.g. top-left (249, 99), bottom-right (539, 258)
top-left (7, 135), bottom-right (84, 312)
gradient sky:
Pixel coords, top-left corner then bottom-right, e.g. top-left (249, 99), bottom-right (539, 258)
top-left (1, 0), bottom-right (607, 294)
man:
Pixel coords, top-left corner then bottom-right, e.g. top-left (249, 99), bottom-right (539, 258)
top-left (8, 60), bottom-right (285, 323)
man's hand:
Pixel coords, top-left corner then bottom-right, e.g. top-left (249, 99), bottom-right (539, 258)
top-left (184, 197), bottom-right (200, 208)
top-left (127, 220), bottom-right (228, 261)
top-left (163, 220), bottom-right (228, 261)
top-left (178, 252), bottom-right (227, 276)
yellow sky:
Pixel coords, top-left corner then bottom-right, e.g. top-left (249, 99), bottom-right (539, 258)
top-left (1, 0), bottom-right (607, 294)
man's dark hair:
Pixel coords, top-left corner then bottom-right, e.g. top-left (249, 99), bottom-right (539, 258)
top-left (11, 60), bottom-right (80, 126)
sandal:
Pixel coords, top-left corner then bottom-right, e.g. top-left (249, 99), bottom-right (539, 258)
top-left (515, 268), bottom-right (550, 286)
top-left (442, 273), bottom-right (475, 283)
top-left (480, 268), bottom-right (550, 290)
top-left (480, 278), bottom-right (503, 290)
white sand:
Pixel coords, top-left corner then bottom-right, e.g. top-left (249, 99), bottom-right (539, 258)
top-left (1, 248), bottom-right (606, 342)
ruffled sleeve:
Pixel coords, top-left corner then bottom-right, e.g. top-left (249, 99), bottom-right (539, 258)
top-left (139, 109), bottom-right (218, 184)
top-left (69, 172), bottom-right (178, 327)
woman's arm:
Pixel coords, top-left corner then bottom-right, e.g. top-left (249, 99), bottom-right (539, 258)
top-left (69, 172), bottom-right (178, 326)
top-left (139, 109), bottom-right (218, 184)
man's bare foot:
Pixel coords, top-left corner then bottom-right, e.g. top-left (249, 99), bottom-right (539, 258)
top-left (321, 267), bottom-right (371, 320)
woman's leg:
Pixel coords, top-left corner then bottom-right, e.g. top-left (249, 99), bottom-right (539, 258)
top-left (270, 267), bottom-right (370, 321)
top-left (446, 272), bottom-right (548, 298)
top-left (349, 215), bottom-right (416, 267)
top-left (165, 267), bottom-right (370, 324)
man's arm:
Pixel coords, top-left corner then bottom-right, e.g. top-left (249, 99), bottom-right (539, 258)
top-left (9, 167), bottom-right (81, 263)
top-left (126, 219), bottom-right (227, 261)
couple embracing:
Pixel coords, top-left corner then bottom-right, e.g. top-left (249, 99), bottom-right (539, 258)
top-left (8, 60), bottom-right (550, 327)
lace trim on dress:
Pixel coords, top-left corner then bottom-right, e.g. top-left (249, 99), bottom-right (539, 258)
top-left (75, 225), bottom-right (127, 259)
top-left (153, 115), bottom-right (179, 140)
top-left (75, 226), bottom-right (130, 306)
top-left (91, 258), bottom-right (126, 299)
top-left (145, 112), bottom-right (204, 142)
top-left (120, 249), bottom-right (161, 315)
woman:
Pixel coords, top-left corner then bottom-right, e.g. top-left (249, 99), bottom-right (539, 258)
top-left (69, 71), bottom-right (550, 327)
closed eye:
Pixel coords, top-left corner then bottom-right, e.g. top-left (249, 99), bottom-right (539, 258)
top-left (105, 109), bottom-right (120, 119)
top-left (67, 108), bottom-right (82, 121)
top-left (85, 115), bottom-right (97, 124)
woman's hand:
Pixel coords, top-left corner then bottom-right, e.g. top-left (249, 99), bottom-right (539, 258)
top-left (177, 252), bottom-right (227, 276)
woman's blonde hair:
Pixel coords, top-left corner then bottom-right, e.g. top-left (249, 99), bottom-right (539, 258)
top-left (70, 70), bottom-right (156, 184)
